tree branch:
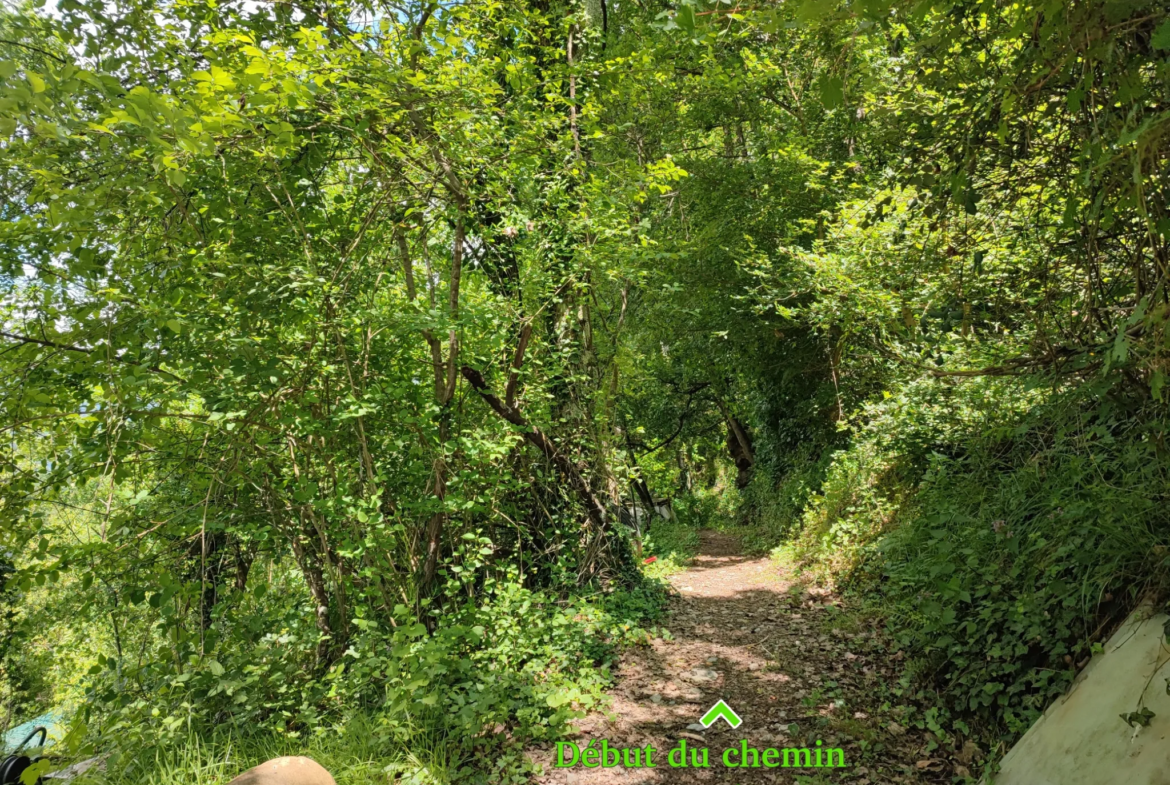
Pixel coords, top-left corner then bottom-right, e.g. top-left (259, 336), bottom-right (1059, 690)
top-left (505, 323), bottom-right (532, 408)
top-left (0, 330), bottom-right (187, 382)
top-left (462, 365), bottom-right (607, 532)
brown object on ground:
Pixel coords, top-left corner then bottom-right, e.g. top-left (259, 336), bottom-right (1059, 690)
top-left (529, 531), bottom-right (955, 784)
top-left (227, 757), bottom-right (336, 785)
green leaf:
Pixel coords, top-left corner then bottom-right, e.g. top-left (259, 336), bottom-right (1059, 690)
top-left (963, 189), bottom-right (980, 215)
top-left (1152, 20), bottom-right (1170, 51)
top-left (166, 319), bottom-right (182, 334)
top-left (818, 75), bottom-right (844, 108)
top-left (20, 760), bottom-right (52, 785)
top-left (796, 0), bottom-right (834, 23)
top-left (27, 72), bottom-right (45, 93)
top-left (677, 5), bottom-right (696, 35)
top-left (1121, 708), bottom-right (1156, 727)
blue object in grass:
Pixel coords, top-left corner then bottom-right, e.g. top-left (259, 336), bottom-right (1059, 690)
top-left (2, 711), bottom-right (64, 756)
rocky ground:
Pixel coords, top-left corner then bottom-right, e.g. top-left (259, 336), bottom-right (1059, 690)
top-left (528, 531), bottom-right (981, 784)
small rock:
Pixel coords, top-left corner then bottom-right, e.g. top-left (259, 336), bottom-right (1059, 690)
top-left (682, 668), bottom-right (719, 683)
top-left (46, 757), bottom-right (105, 781)
top-left (680, 687), bottom-right (704, 702)
top-left (957, 739), bottom-right (982, 764)
top-left (686, 723), bottom-right (706, 732)
top-left (649, 693), bottom-right (663, 704)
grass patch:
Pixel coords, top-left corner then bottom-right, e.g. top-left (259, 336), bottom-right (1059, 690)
top-left (640, 518), bottom-right (700, 578)
top-left (80, 714), bottom-right (473, 785)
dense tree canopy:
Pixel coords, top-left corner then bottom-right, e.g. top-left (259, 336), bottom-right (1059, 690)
top-left (2, 0), bottom-right (1169, 781)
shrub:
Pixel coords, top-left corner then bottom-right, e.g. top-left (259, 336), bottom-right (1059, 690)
top-left (773, 375), bottom-right (1170, 737)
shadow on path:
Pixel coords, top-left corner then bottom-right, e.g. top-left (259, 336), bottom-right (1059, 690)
top-left (529, 531), bottom-right (953, 785)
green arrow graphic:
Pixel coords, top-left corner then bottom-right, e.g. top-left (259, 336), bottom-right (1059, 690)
top-left (699, 699), bottom-right (743, 729)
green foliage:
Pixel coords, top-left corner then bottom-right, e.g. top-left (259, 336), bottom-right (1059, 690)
top-left (735, 447), bottom-right (831, 556)
top-left (87, 716), bottom-right (474, 785)
top-left (871, 393), bottom-right (1170, 734)
top-left (4, 0), bottom-right (1170, 774)
top-left (768, 375), bottom-right (1170, 738)
top-left (66, 575), bottom-right (667, 782)
top-left (640, 517), bottom-right (700, 579)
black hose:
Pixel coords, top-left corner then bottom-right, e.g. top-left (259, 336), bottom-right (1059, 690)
top-left (14, 727), bottom-right (46, 754)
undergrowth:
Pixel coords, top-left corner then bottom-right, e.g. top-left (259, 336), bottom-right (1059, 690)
top-left (640, 514), bottom-right (702, 578)
top-left (51, 576), bottom-right (671, 785)
top-left (85, 714), bottom-right (464, 785)
top-left (742, 375), bottom-right (1170, 745)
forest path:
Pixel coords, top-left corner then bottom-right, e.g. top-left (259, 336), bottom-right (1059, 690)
top-left (530, 531), bottom-right (953, 785)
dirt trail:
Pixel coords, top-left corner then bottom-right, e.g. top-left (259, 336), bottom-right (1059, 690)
top-left (531, 531), bottom-right (958, 784)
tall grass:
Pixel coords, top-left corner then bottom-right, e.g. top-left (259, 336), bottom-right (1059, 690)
top-left (81, 713), bottom-right (464, 785)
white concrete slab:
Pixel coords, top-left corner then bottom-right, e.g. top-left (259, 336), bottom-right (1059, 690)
top-left (993, 606), bottom-right (1170, 785)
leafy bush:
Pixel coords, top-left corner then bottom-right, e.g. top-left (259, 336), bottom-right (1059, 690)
top-left (78, 574), bottom-right (667, 781)
top-left (771, 376), bottom-right (1170, 737)
top-left (869, 397), bottom-right (1170, 734)
top-left (641, 513), bottom-right (701, 578)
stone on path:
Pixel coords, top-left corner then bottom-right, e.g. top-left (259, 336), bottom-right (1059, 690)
top-left (227, 757), bottom-right (336, 785)
top-left (681, 667), bottom-right (719, 683)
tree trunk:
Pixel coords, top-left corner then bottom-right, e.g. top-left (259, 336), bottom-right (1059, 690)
top-left (291, 534), bottom-right (335, 665)
top-left (400, 214), bottom-right (465, 596)
top-left (462, 365), bottom-right (608, 533)
top-left (725, 417), bottom-right (755, 489)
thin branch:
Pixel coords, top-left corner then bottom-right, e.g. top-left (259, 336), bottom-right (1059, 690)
top-left (0, 331), bottom-right (187, 382)
top-left (505, 323), bottom-right (532, 408)
top-left (0, 38), bottom-right (69, 64)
